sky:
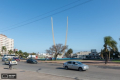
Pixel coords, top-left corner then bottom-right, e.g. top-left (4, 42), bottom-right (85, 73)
top-left (0, 0), bottom-right (120, 53)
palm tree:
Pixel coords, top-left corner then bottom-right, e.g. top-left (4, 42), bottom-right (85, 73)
top-left (1, 46), bottom-right (7, 55)
top-left (18, 50), bottom-right (23, 59)
top-left (23, 52), bottom-right (29, 58)
top-left (15, 51), bottom-right (19, 56)
top-left (8, 50), bottom-right (13, 55)
top-left (103, 36), bottom-right (117, 64)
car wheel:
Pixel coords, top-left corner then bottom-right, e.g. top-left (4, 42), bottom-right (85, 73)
top-left (65, 66), bottom-right (68, 70)
top-left (78, 67), bottom-right (83, 71)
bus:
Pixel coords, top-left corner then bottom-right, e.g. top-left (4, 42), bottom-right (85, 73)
top-left (2, 54), bottom-right (17, 59)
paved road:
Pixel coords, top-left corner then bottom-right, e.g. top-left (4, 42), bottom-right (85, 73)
top-left (0, 61), bottom-right (120, 80)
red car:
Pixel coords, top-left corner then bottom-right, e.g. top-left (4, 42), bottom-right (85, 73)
top-left (13, 58), bottom-right (20, 62)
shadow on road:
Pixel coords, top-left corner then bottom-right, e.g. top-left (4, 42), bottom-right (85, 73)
top-left (96, 65), bottom-right (120, 70)
top-left (56, 67), bottom-right (77, 71)
top-left (56, 67), bottom-right (85, 72)
top-left (48, 64), bottom-right (61, 66)
top-left (4, 68), bottom-right (9, 69)
top-left (56, 67), bottom-right (65, 69)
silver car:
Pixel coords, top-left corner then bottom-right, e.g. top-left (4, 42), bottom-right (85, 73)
top-left (63, 61), bottom-right (89, 71)
top-left (2, 57), bottom-right (7, 62)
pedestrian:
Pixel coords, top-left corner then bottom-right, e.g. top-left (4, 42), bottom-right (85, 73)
top-left (9, 59), bottom-right (12, 70)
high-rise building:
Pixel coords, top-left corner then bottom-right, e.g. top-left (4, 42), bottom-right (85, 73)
top-left (0, 34), bottom-right (14, 55)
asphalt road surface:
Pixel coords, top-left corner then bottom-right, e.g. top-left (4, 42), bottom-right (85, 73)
top-left (0, 61), bottom-right (120, 80)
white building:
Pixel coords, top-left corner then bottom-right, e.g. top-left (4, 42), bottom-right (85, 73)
top-left (27, 55), bottom-right (36, 59)
top-left (72, 49), bottom-right (101, 59)
top-left (38, 53), bottom-right (54, 59)
top-left (0, 34), bottom-right (14, 55)
top-left (74, 51), bottom-right (91, 59)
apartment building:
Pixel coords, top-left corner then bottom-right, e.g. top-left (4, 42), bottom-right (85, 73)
top-left (0, 34), bottom-right (14, 55)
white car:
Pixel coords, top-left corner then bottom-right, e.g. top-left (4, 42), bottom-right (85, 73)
top-left (4, 59), bottom-right (18, 65)
top-left (63, 61), bottom-right (89, 71)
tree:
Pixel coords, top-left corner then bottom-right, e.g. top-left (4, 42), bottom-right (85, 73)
top-left (103, 36), bottom-right (117, 64)
top-left (100, 49), bottom-right (104, 59)
top-left (65, 48), bottom-right (73, 58)
top-left (15, 51), bottom-right (19, 56)
top-left (23, 52), bottom-right (29, 58)
top-left (8, 50), bottom-right (13, 55)
top-left (1, 46), bottom-right (7, 55)
top-left (46, 44), bottom-right (68, 60)
top-left (31, 52), bottom-right (36, 55)
top-left (18, 50), bottom-right (23, 58)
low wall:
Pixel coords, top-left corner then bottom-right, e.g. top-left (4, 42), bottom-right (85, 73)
top-left (21, 58), bottom-right (82, 61)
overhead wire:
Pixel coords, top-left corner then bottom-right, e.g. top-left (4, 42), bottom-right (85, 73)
top-left (0, 0), bottom-right (81, 31)
top-left (0, 0), bottom-right (92, 32)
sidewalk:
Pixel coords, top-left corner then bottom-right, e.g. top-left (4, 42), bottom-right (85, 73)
top-left (0, 66), bottom-right (75, 80)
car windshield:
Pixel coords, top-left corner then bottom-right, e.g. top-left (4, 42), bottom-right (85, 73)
top-left (32, 59), bottom-right (36, 61)
top-left (6, 59), bottom-right (9, 61)
top-left (12, 59), bottom-right (15, 61)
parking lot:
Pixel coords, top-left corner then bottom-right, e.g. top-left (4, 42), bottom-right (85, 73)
top-left (0, 61), bottom-right (120, 80)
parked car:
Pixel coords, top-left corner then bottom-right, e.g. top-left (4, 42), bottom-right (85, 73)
top-left (4, 59), bottom-right (18, 65)
top-left (13, 57), bottom-right (20, 62)
top-left (48, 57), bottom-right (52, 60)
top-left (63, 61), bottom-right (89, 71)
top-left (2, 57), bottom-right (8, 62)
top-left (26, 58), bottom-right (37, 64)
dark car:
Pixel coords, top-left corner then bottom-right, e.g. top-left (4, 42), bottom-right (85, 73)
top-left (13, 57), bottom-right (20, 62)
top-left (26, 58), bottom-right (37, 64)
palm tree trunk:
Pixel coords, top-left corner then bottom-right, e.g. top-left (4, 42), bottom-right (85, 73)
top-left (109, 51), bottom-right (110, 60)
top-left (101, 52), bottom-right (103, 59)
top-left (105, 47), bottom-right (108, 64)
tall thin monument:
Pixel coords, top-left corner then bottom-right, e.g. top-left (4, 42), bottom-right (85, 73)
top-left (51, 17), bottom-right (68, 58)
top-left (51, 17), bottom-right (56, 46)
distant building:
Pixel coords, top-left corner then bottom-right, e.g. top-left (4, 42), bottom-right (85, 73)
top-left (14, 49), bottom-right (18, 52)
top-left (72, 49), bottom-right (101, 59)
top-left (0, 34), bottom-right (14, 55)
top-left (73, 51), bottom-right (91, 59)
top-left (91, 49), bottom-right (97, 53)
top-left (27, 55), bottom-right (36, 59)
top-left (86, 49), bottom-right (101, 59)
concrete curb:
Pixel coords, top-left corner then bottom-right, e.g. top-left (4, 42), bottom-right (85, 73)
top-left (20, 60), bottom-right (120, 67)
